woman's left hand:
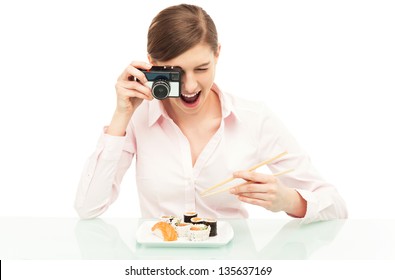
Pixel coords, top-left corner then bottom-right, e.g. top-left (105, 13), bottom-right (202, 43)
top-left (230, 171), bottom-right (306, 217)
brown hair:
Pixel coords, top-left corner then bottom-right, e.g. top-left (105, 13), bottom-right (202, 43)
top-left (147, 4), bottom-right (218, 61)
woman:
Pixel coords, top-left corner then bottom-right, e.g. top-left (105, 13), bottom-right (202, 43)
top-left (75, 4), bottom-right (347, 222)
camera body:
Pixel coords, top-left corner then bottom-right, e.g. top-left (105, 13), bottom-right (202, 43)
top-left (138, 66), bottom-right (182, 100)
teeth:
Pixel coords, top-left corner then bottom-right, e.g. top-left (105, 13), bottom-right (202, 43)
top-left (181, 92), bottom-right (199, 98)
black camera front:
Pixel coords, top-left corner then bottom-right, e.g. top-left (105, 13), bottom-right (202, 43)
top-left (139, 66), bottom-right (182, 100)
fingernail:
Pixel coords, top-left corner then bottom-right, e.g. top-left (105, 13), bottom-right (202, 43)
top-left (229, 188), bottom-right (235, 194)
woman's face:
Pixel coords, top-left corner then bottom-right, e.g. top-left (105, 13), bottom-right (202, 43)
top-left (151, 43), bottom-right (220, 116)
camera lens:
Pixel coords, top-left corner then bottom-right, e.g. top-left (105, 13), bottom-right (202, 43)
top-left (152, 79), bottom-right (170, 100)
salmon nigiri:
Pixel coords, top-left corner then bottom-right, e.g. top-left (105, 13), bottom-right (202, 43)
top-left (151, 221), bottom-right (178, 241)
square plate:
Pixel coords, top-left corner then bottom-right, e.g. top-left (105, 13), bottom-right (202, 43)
top-left (136, 221), bottom-right (234, 247)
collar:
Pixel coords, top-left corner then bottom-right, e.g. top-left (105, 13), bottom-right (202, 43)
top-left (148, 83), bottom-right (240, 127)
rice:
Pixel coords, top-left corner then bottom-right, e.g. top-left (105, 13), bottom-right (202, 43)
top-left (174, 222), bottom-right (192, 238)
top-left (188, 224), bottom-right (211, 241)
top-left (159, 215), bottom-right (175, 223)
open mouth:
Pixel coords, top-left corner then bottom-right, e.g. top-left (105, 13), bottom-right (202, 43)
top-left (180, 91), bottom-right (201, 105)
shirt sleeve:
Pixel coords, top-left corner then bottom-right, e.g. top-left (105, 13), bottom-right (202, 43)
top-left (74, 126), bottom-right (136, 219)
top-left (257, 105), bottom-right (348, 223)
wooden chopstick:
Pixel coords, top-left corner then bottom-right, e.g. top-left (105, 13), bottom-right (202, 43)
top-left (201, 168), bottom-right (294, 198)
top-left (200, 151), bottom-right (288, 196)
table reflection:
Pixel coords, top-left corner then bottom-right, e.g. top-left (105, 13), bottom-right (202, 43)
top-left (74, 218), bottom-right (344, 259)
top-left (75, 219), bottom-right (135, 259)
top-left (254, 219), bottom-right (345, 259)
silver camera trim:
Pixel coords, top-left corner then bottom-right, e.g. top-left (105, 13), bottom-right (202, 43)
top-left (146, 80), bottom-right (180, 99)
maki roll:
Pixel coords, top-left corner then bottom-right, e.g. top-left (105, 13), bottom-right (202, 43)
top-left (204, 218), bottom-right (218, 237)
top-left (170, 217), bottom-right (181, 227)
top-left (188, 224), bottom-right (211, 241)
top-left (190, 217), bottom-right (205, 224)
top-left (174, 222), bottom-right (192, 238)
top-left (183, 211), bottom-right (198, 223)
top-left (159, 215), bottom-right (175, 223)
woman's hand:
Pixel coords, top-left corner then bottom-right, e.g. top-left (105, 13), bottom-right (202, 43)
top-left (230, 171), bottom-right (307, 217)
top-left (107, 62), bottom-right (153, 136)
top-left (115, 61), bottom-right (153, 114)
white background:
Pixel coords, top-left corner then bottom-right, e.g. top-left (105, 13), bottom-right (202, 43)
top-left (0, 0), bottom-right (394, 219)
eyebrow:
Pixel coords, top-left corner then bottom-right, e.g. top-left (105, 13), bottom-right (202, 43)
top-left (195, 62), bottom-right (210, 68)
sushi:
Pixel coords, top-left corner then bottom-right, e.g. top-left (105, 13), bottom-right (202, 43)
top-left (188, 224), bottom-right (211, 241)
top-left (190, 217), bottom-right (205, 224)
top-left (151, 221), bottom-right (178, 241)
top-left (159, 215), bottom-right (175, 223)
top-left (174, 222), bottom-right (192, 238)
top-left (171, 217), bottom-right (181, 227)
top-left (150, 212), bottom-right (218, 242)
top-left (204, 218), bottom-right (218, 237)
top-left (183, 211), bottom-right (198, 223)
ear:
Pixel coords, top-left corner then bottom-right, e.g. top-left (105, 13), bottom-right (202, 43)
top-left (214, 43), bottom-right (221, 63)
top-left (215, 44), bottom-right (221, 57)
top-left (147, 54), bottom-right (157, 65)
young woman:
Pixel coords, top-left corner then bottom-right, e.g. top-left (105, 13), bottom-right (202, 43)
top-left (75, 4), bottom-right (347, 222)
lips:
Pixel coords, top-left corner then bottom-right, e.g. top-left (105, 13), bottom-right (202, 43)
top-left (180, 91), bottom-right (201, 104)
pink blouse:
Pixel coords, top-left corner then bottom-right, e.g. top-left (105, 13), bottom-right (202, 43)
top-left (75, 84), bottom-right (347, 222)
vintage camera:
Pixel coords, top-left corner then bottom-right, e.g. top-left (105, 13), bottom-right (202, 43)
top-left (130, 66), bottom-right (182, 100)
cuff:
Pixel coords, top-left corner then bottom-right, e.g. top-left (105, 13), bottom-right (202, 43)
top-left (294, 189), bottom-right (319, 224)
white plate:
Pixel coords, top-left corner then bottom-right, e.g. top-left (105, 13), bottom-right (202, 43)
top-left (136, 221), bottom-right (234, 247)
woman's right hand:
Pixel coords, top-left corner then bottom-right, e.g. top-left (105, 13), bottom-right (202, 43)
top-left (115, 61), bottom-right (153, 115)
top-left (107, 61), bottom-right (153, 136)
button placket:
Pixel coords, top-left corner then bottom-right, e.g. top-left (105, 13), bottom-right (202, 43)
top-left (169, 119), bottom-right (196, 212)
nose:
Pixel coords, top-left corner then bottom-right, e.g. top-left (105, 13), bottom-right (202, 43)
top-left (182, 72), bottom-right (198, 93)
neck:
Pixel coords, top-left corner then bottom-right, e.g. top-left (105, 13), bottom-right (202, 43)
top-left (165, 90), bottom-right (222, 127)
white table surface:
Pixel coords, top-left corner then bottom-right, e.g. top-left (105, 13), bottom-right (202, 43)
top-left (1, 218), bottom-right (394, 260)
